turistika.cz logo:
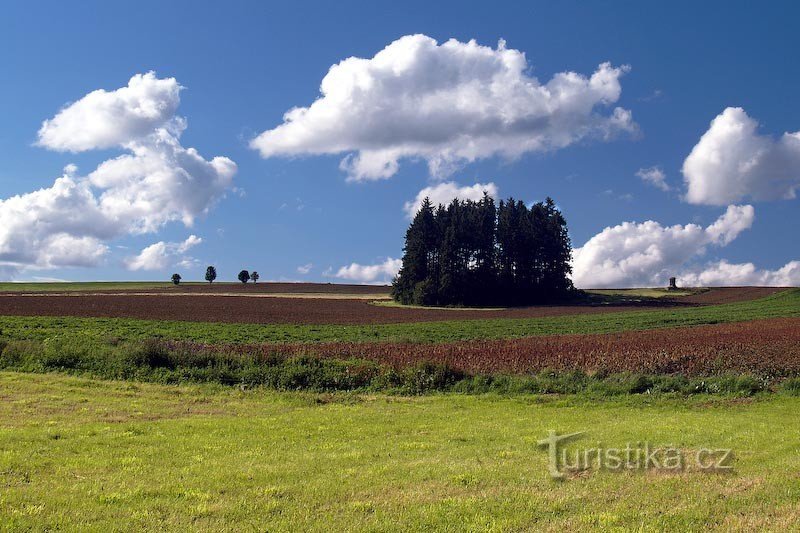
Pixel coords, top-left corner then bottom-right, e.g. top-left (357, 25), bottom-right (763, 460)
top-left (537, 430), bottom-right (733, 480)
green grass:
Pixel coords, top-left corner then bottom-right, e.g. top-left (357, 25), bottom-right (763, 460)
top-left (0, 288), bottom-right (797, 345)
top-left (1, 371), bottom-right (800, 531)
top-left (584, 287), bottom-right (699, 299)
top-left (0, 281), bottom-right (193, 292)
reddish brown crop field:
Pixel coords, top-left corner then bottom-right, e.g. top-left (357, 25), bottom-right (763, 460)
top-left (0, 286), bottom-right (781, 325)
top-left (0, 293), bottom-right (665, 324)
top-left (179, 317), bottom-right (800, 377)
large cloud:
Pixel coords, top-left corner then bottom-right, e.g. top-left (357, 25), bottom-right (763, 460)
top-left (330, 258), bottom-right (401, 284)
top-left (678, 260), bottom-right (800, 287)
top-left (572, 205), bottom-right (754, 288)
top-left (403, 181), bottom-right (498, 218)
top-left (683, 107), bottom-right (800, 205)
top-left (251, 34), bottom-right (635, 181)
top-left (0, 73), bottom-right (236, 277)
top-left (125, 235), bottom-right (202, 271)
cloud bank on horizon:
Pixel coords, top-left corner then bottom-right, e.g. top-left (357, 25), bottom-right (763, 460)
top-left (0, 73), bottom-right (236, 277)
top-left (251, 34), bottom-right (636, 181)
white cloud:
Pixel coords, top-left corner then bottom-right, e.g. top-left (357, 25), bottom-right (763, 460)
top-left (678, 260), bottom-right (800, 287)
top-left (332, 258), bottom-right (401, 284)
top-left (403, 181), bottom-right (498, 218)
top-left (683, 107), bottom-right (800, 205)
top-left (37, 72), bottom-right (181, 152)
top-left (251, 34), bottom-right (635, 181)
top-left (297, 263), bottom-right (313, 275)
top-left (125, 235), bottom-right (202, 271)
top-left (571, 205), bottom-right (754, 288)
top-left (636, 166), bottom-right (669, 191)
top-left (0, 73), bottom-right (236, 278)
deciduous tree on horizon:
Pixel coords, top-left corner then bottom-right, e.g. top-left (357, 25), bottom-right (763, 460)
top-left (205, 266), bottom-right (217, 284)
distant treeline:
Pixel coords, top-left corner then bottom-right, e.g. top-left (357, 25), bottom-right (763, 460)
top-left (392, 194), bottom-right (574, 306)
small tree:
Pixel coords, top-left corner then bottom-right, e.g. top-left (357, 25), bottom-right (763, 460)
top-left (171, 273), bottom-right (182, 285)
top-left (251, 271), bottom-right (260, 283)
top-left (238, 270), bottom-right (250, 284)
top-left (205, 266), bottom-right (217, 284)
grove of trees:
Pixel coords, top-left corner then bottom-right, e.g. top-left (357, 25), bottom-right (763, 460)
top-left (392, 194), bottom-right (574, 307)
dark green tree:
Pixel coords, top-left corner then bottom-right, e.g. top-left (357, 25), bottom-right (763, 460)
top-left (251, 271), bottom-right (260, 283)
top-left (171, 273), bottom-right (181, 285)
top-left (392, 197), bottom-right (437, 305)
top-left (205, 266), bottom-right (217, 284)
top-left (238, 270), bottom-right (250, 284)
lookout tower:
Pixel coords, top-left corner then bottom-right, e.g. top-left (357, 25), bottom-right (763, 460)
top-left (668, 277), bottom-right (678, 290)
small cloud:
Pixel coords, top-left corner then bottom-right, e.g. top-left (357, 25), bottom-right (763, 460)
top-left (329, 258), bottom-right (401, 284)
top-left (602, 189), bottom-right (634, 202)
top-left (637, 89), bottom-right (663, 102)
top-left (403, 181), bottom-right (498, 219)
top-left (297, 263), bottom-right (313, 275)
top-left (125, 235), bottom-right (203, 271)
top-left (636, 166), bottom-right (670, 192)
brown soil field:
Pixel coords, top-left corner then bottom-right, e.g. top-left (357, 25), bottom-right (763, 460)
top-left (673, 286), bottom-right (785, 305)
top-left (0, 286), bottom-right (782, 325)
top-left (159, 282), bottom-right (392, 295)
top-left (0, 293), bottom-right (662, 324)
top-left (191, 317), bottom-right (800, 377)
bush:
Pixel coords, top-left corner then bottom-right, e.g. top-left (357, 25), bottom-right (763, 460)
top-left (780, 378), bottom-right (800, 396)
top-left (121, 339), bottom-right (174, 369)
top-left (0, 340), bottom-right (40, 368)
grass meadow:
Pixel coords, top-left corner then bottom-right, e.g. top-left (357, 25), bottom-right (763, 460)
top-left (1, 288), bottom-right (799, 530)
top-left (2, 372), bottom-right (800, 531)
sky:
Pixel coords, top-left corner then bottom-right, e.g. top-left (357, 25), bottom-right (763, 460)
top-left (0, 0), bottom-right (798, 287)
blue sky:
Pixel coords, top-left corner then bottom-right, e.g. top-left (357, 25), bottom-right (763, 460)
top-left (0, 0), bottom-right (798, 286)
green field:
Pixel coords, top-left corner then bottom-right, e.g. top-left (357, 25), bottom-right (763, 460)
top-left (0, 281), bottom-right (181, 292)
top-left (1, 372), bottom-right (799, 531)
top-left (0, 288), bottom-right (797, 345)
top-left (2, 288), bottom-right (798, 530)
top-left (584, 288), bottom-right (699, 299)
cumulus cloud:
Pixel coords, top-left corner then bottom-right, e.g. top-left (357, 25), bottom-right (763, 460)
top-left (636, 166), bottom-right (669, 191)
top-left (125, 235), bottom-right (202, 271)
top-left (683, 107), bottom-right (800, 205)
top-left (0, 73), bottom-right (236, 278)
top-left (332, 258), bottom-right (401, 284)
top-left (403, 181), bottom-right (498, 218)
top-left (678, 260), bottom-right (800, 287)
top-left (251, 34), bottom-right (635, 181)
top-left (37, 73), bottom-right (182, 152)
top-left (572, 205), bottom-right (755, 288)
top-left (297, 263), bottom-right (313, 275)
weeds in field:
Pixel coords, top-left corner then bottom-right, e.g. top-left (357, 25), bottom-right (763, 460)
top-left (0, 336), bottom-right (794, 396)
